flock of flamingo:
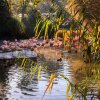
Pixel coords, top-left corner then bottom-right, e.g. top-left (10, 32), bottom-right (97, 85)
top-left (0, 36), bottom-right (81, 52)
top-left (0, 37), bottom-right (64, 51)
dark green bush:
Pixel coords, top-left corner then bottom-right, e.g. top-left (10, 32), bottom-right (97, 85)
top-left (23, 9), bottom-right (41, 38)
top-left (0, 17), bottom-right (26, 40)
top-left (6, 17), bottom-right (25, 38)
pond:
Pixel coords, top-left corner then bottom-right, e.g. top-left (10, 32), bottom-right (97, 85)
top-left (0, 50), bottom-right (99, 100)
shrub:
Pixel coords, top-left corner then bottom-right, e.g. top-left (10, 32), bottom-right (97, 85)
top-left (6, 17), bottom-right (25, 38)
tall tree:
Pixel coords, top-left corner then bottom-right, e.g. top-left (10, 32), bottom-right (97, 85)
top-left (0, 0), bottom-right (11, 33)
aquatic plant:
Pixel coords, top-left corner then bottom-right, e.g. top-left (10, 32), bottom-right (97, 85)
top-left (16, 50), bottom-right (100, 100)
top-left (65, 0), bottom-right (100, 62)
top-left (34, 16), bottom-right (64, 39)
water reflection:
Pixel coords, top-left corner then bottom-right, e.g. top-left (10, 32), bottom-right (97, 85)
top-left (0, 56), bottom-right (74, 100)
top-left (0, 64), bottom-right (9, 99)
top-left (0, 55), bottom-right (99, 100)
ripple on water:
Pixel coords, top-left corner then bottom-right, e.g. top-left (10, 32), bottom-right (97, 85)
top-left (0, 56), bottom-right (75, 100)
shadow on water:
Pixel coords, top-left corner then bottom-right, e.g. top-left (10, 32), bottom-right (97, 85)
top-left (0, 61), bottom-right (13, 99)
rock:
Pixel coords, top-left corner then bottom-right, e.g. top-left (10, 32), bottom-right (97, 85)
top-left (0, 49), bottom-right (37, 59)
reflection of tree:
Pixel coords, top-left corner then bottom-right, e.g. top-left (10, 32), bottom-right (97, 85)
top-left (75, 65), bottom-right (100, 99)
top-left (0, 63), bottom-right (10, 98)
top-left (18, 57), bottom-right (62, 94)
top-left (18, 69), bottom-right (39, 95)
top-left (37, 56), bottom-right (62, 76)
top-left (97, 89), bottom-right (100, 100)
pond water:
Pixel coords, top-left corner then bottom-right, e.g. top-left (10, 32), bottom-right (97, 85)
top-left (0, 52), bottom-right (99, 100)
top-left (0, 53), bottom-right (76, 100)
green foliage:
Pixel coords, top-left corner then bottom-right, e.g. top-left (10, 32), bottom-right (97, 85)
top-left (0, 0), bottom-right (10, 34)
top-left (0, 0), bottom-right (10, 15)
top-left (61, 71), bottom-right (100, 99)
top-left (18, 53), bottom-right (47, 80)
top-left (34, 16), bottom-right (64, 39)
top-left (23, 9), bottom-right (41, 37)
top-left (0, 0), bottom-right (26, 39)
top-left (17, 50), bottom-right (100, 100)
top-left (34, 19), bottom-right (54, 39)
top-left (6, 17), bottom-right (25, 38)
top-left (65, 0), bottom-right (100, 62)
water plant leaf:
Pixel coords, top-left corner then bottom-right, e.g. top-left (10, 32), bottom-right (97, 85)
top-left (60, 74), bottom-right (71, 84)
top-left (17, 51), bottom-right (23, 59)
top-left (30, 65), bottom-right (38, 79)
top-left (98, 25), bottom-right (100, 32)
top-left (42, 73), bottom-right (55, 100)
top-left (20, 57), bottom-right (26, 67)
top-left (66, 83), bottom-right (70, 100)
top-left (34, 19), bottom-right (42, 37)
top-left (68, 93), bottom-right (75, 100)
top-left (37, 21), bottom-right (46, 38)
top-left (38, 66), bottom-right (42, 79)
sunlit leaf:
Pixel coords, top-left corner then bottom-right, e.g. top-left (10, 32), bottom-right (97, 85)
top-left (30, 65), bottom-right (38, 79)
top-left (42, 73), bottom-right (55, 100)
top-left (60, 74), bottom-right (71, 84)
top-left (20, 57), bottom-right (26, 67)
top-left (38, 66), bottom-right (42, 79)
top-left (98, 25), bottom-right (100, 32)
top-left (66, 83), bottom-right (70, 100)
top-left (68, 93), bottom-right (75, 100)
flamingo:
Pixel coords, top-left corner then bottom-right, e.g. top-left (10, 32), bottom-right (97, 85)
top-left (33, 38), bottom-right (38, 43)
top-left (0, 45), bottom-right (5, 51)
top-left (44, 42), bottom-right (50, 48)
top-left (3, 40), bottom-right (8, 45)
top-left (53, 42), bottom-right (59, 48)
top-left (49, 39), bottom-right (54, 47)
top-left (41, 40), bottom-right (46, 46)
top-left (36, 45), bottom-right (42, 52)
top-left (1, 45), bottom-right (10, 51)
top-left (74, 36), bottom-right (80, 41)
top-left (10, 45), bottom-right (16, 50)
top-left (58, 41), bottom-right (63, 48)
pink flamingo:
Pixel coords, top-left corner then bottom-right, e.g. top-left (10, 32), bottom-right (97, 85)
top-left (33, 38), bottom-right (38, 43)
